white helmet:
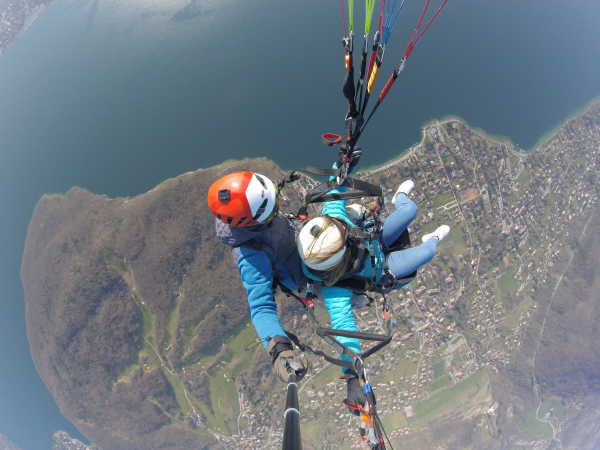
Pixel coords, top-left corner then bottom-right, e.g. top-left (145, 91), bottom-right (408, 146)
top-left (208, 171), bottom-right (278, 227)
top-left (297, 216), bottom-right (347, 271)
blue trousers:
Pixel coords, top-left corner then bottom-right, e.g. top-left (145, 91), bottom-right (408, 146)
top-left (380, 193), bottom-right (438, 279)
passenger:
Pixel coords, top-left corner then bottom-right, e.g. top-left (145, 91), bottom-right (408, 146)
top-left (296, 179), bottom-right (449, 408)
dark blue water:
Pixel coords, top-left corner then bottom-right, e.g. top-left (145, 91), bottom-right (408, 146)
top-left (0, 0), bottom-right (598, 448)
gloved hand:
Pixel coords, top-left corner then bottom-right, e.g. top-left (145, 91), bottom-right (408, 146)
top-left (267, 336), bottom-right (308, 382)
top-left (344, 373), bottom-right (366, 416)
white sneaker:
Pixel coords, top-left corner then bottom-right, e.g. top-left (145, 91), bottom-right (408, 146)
top-left (392, 179), bottom-right (415, 204)
top-left (422, 225), bottom-right (450, 243)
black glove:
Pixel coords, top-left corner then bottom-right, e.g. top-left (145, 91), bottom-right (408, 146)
top-left (267, 336), bottom-right (308, 382)
top-left (344, 373), bottom-right (366, 415)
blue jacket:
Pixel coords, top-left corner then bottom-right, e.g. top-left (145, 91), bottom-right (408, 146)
top-left (215, 214), bottom-right (306, 347)
top-left (233, 245), bottom-right (296, 346)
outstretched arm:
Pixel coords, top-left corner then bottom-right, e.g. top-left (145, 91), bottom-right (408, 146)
top-left (233, 246), bottom-right (286, 347)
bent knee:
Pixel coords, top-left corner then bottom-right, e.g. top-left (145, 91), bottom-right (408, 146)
top-left (394, 192), bottom-right (416, 207)
top-left (419, 239), bottom-right (437, 261)
top-left (396, 197), bottom-right (417, 221)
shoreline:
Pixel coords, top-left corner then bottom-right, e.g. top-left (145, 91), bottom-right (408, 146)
top-left (357, 116), bottom-right (517, 177)
top-left (350, 98), bottom-right (600, 176)
top-left (528, 95), bottom-right (600, 152)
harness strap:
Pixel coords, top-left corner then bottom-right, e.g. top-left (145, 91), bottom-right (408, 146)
top-left (303, 184), bottom-right (381, 204)
top-left (296, 167), bottom-right (382, 202)
top-left (284, 329), bottom-right (355, 370)
top-left (297, 166), bottom-right (338, 177)
top-left (277, 171), bottom-right (302, 191)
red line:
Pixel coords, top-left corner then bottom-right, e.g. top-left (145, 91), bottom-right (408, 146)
top-left (403, 0), bottom-right (448, 59)
top-left (414, 0), bottom-right (448, 46)
top-left (411, 0), bottom-right (432, 43)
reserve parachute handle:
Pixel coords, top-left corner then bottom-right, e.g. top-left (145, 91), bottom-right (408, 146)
top-left (321, 133), bottom-right (343, 146)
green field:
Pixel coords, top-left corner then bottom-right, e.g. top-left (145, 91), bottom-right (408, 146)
top-left (117, 291), bottom-right (258, 436)
top-left (102, 252), bottom-right (163, 385)
top-left (165, 295), bottom-right (183, 352)
top-left (100, 247), bottom-right (127, 272)
top-left (496, 266), bottom-right (520, 310)
top-left (501, 295), bottom-right (534, 333)
top-left (302, 418), bottom-right (353, 450)
top-left (166, 323), bottom-right (260, 434)
top-left (206, 364), bottom-right (239, 433)
top-left (515, 168), bottom-right (531, 192)
top-left (432, 359), bottom-right (445, 378)
top-left (115, 291), bottom-right (159, 383)
top-left (302, 364), bottom-right (341, 393)
top-left (539, 395), bottom-right (569, 422)
top-left (199, 324), bottom-right (258, 434)
top-left (432, 191), bottom-right (455, 209)
top-left (373, 357), bottom-right (418, 387)
top-left (228, 325), bottom-right (259, 377)
top-left (411, 368), bottom-right (491, 424)
top-left (162, 368), bottom-right (193, 417)
top-left (427, 374), bottom-right (453, 392)
top-left (381, 409), bottom-right (409, 431)
top-left (443, 223), bottom-right (468, 258)
top-left (519, 407), bottom-right (553, 440)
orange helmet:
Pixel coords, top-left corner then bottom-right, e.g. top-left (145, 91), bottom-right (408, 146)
top-left (207, 172), bottom-right (278, 227)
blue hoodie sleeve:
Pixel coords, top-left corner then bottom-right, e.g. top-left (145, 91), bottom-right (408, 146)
top-left (320, 188), bottom-right (352, 225)
top-left (233, 246), bottom-right (287, 347)
top-left (322, 286), bottom-right (361, 369)
top-left (320, 164), bottom-right (361, 365)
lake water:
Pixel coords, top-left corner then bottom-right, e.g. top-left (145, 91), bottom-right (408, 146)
top-left (0, 0), bottom-right (598, 448)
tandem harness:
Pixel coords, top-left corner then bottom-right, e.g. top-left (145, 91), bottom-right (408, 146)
top-left (279, 167), bottom-right (417, 295)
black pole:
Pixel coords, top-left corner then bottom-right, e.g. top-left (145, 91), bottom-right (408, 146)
top-left (282, 374), bottom-right (302, 450)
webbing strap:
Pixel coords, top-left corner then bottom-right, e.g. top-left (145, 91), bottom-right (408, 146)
top-left (285, 329), bottom-right (355, 370)
top-left (298, 166), bottom-right (337, 177)
top-left (301, 178), bottom-right (382, 206)
top-left (297, 167), bottom-right (381, 195)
